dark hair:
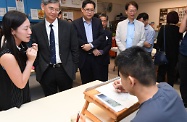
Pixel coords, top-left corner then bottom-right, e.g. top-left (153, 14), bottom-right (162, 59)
top-left (137, 12), bottom-right (149, 21)
top-left (115, 46), bottom-right (156, 86)
top-left (58, 10), bottom-right (62, 15)
top-left (67, 19), bottom-right (72, 22)
top-left (1, 10), bottom-right (28, 69)
top-left (125, 1), bottom-right (138, 10)
top-left (42, 0), bottom-right (60, 5)
top-left (99, 13), bottom-right (108, 20)
top-left (82, 0), bottom-right (96, 9)
top-left (93, 13), bottom-right (99, 18)
top-left (167, 11), bottom-right (179, 24)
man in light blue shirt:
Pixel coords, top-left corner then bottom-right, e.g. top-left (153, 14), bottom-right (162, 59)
top-left (83, 18), bottom-right (94, 47)
top-left (126, 21), bottom-right (135, 48)
top-left (137, 12), bottom-right (155, 56)
top-left (73, 0), bottom-right (105, 84)
top-left (115, 1), bottom-right (145, 54)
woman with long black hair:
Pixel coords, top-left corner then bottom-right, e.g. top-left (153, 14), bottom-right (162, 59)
top-left (0, 10), bottom-right (38, 111)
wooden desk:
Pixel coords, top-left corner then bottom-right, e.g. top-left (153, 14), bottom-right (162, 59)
top-left (82, 85), bottom-right (139, 122)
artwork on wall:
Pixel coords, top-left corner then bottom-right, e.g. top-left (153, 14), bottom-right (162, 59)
top-left (159, 6), bottom-right (186, 26)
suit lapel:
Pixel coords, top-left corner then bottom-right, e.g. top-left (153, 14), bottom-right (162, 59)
top-left (41, 21), bottom-right (50, 51)
top-left (91, 18), bottom-right (95, 40)
top-left (124, 20), bottom-right (128, 39)
top-left (79, 18), bottom-right (87, 42)
top-left (58, 20), bottom-right (63, 49)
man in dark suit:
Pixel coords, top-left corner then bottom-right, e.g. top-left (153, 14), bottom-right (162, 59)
top-left (97, 13), bottom-right (112, 81)
top-left (31, 0), bottom-right (79, 96)
top-left (73, 0), bottom-right (105, 84)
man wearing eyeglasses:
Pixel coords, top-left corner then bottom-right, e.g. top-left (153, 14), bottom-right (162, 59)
top-left (73, 0), bottom-right (105, 84)
top-left (31, 0), bottom-right (79, 96)
top-left (115, 1), bottom-right (145, 54)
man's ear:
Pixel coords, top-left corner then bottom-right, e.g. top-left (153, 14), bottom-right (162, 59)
top-left (81, 8), bottom-right (84, 13)
top-left (125, 10), bottom-right (127, 15)
top-left (41, 3), bottom-right (44, 11)
top-left (128, 76), bottom-right (136, 87)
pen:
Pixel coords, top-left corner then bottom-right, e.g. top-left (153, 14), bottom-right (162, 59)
top-left (76, 113), bottom-right (80, 122)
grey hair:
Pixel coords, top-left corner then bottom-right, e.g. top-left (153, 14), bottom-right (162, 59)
top-left (42, 0), bottom-right (60, 5)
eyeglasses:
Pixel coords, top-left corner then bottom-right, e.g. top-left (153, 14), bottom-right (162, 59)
top-left (128, 10), bottom-right (137, 13)
top-left (48, 7), bottom-right (60, 13)
top-left (83, 8), bottom-right (95, 13)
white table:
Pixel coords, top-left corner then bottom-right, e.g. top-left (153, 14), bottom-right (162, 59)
top-left (0, 81), bottom-right (137, 122)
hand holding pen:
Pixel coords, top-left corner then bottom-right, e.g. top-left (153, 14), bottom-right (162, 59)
top-left (113, 79), bottom-right (127, 93)
top-left (76, 113), bottom-right (86, 122)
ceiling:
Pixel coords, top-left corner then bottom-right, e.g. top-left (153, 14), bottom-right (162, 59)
top-left (97, 0), bottom-right (179, 4)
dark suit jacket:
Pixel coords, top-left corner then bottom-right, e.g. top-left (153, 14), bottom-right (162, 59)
top-left (72, 17), bottom-right (105, 69)
top-left (31, 19), bottom-right (79, 81)
top-left (97, 29), bottom-right (112, 65)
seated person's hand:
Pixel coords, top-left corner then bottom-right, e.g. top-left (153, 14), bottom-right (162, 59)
top-left (113, 79), bottom-right (127, 93)
top-left (79, 114), bottom-right (86, 122)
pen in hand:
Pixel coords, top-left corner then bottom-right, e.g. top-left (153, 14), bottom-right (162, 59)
top-left (76, 113), bottom-right (80, 122)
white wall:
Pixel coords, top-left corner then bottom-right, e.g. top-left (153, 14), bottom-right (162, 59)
top-left (97, 2), bottom-right (125, 21)
top-left (138, 0), bottom-right (186, 29)
top-left (97, 0), bottom-right (186, 29)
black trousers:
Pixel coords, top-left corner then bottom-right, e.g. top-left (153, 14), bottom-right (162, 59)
top-left (80, 54), bottom-right (108, 84)
top-left (40, 65), bottom-right (73, 96)
top-left (178, 54), bottom-right (187, 107)
top-left (97, 64), bottom-right (109, 82)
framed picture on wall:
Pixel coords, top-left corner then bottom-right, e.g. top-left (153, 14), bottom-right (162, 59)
top-left (159, 6), bottom-right (186, 26)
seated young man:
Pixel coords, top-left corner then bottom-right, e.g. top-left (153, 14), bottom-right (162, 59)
top-left (113, 46), bottom-right (187, 122)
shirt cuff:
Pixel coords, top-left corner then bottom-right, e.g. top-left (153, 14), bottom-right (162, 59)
top-left (89, 43), bottom-right (94, 48)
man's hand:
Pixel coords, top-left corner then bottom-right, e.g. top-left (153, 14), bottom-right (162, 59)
top-left (113, 79), bottom-right (127, 93)
top-left (93, 49), bottom-right (101, 56)
top-left (81, 44), bottom-right (92, 51)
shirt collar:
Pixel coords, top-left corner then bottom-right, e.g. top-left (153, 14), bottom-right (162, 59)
top-left (127, 19), bottom-right (135, 24)
top-left (45, 18), bottom-right (58, 27)
top-left (145, 24), bottom-right (149, 30)
top-left (82, 17), bottom-right (92, 24)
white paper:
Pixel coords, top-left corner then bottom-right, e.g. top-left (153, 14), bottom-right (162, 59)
top-left (0, 8), bottom-right (6, 16)
top-left (16, 0), bottom-right (25, 13)
top-left (62, 12), bottom-right (73, 20)
top-left (8, 7), bottom-right (17, 11)
top-left (30, 9), bottom-right (38, 20)
top-left (96, 82), bottom-right (138, 112)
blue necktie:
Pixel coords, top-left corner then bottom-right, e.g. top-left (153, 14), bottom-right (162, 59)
top-left (49, 24), bottom-right (56, 64)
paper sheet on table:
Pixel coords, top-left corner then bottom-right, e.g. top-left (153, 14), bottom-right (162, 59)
top-left (96, 82), bottom-right (138, 111)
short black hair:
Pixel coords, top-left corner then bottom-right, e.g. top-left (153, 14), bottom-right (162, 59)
top-left (137, 12), bottom-right (149, 21)
top-left (167, 11), bottom-right (179, 24)
top-left (82, 0), bottom-right (96, 9)
top-left (115, 46), bottom-right (156, 86)
top-left (93, 13), bottom-right (99, 18)
top-left (99, 13), bottom-right (108, 20)
top-left (125, 1), bottom-right (138, 11)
